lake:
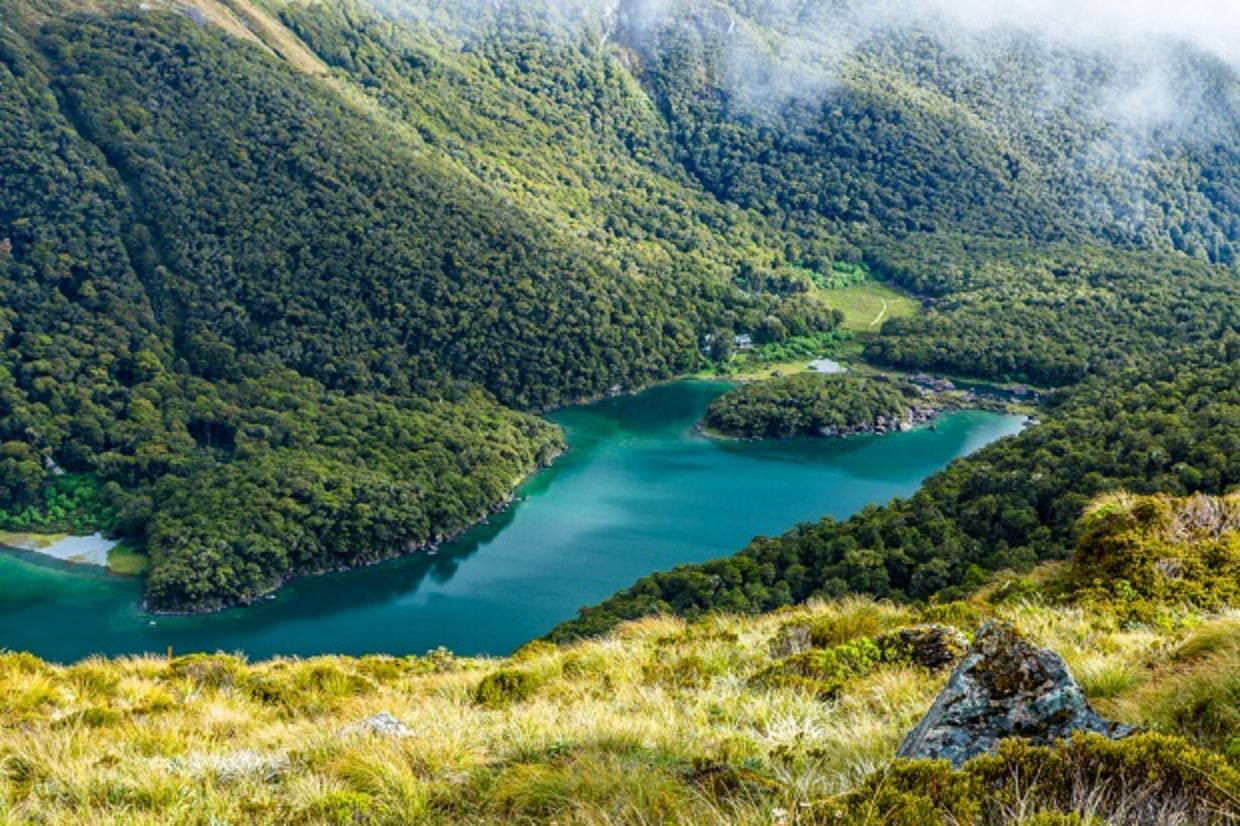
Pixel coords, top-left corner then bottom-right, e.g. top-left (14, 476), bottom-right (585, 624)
top-left (0, 381), bottom-right (1025, 663)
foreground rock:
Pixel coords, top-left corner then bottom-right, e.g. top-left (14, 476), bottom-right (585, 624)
top-left (898, 621), bottom-right (1133, 766)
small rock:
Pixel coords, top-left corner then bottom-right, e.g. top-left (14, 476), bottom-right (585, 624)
top-left (898, 621), bottom-right (1133, 766)
top-left (339, 712), bottom-right (413, 739)
top-left (1153, 557), bottom-right (1186, 580)
top-left (876, 624), bottom-right (968, 670)
top-left (768, 624), bottom-right (813, 658)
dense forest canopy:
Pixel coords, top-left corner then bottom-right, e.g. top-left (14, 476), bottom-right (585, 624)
top-left (0, 0), bottom-right (1237, 614)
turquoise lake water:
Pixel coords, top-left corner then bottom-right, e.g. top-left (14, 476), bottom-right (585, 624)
top-left (0, 380), bottom-right (1025, 663)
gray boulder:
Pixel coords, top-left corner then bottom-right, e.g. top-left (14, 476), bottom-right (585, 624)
top-left (898, 621), bottom-right (1133, 766)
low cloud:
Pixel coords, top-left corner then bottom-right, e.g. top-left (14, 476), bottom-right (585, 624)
top-left (914, 0), bottom-right (1240, 68)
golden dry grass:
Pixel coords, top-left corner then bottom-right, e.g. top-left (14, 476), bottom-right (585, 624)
top-left (1, 586), bottom-right (1235, 824)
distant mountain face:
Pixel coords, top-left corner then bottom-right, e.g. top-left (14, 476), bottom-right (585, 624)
top-left (364, 0), bottom-right (1240, 261)
top-left (622, 0), bottom-right (1240, 260)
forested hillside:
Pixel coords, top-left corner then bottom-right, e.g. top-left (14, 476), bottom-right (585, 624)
top-left (627, 0), bottom-right (1240, 261)
top-left (0, 0), bottom-right (837, 610)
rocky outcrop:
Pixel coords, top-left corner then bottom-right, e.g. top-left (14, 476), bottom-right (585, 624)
top-left (768, 624), bottom-right (813, 658)
top-left (898, 621), bottom-right (1133, 766)
top-left (816, 406), bottom-right (938, 437)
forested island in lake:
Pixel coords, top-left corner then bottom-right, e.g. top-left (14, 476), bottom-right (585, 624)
top-left (1, 0), bottom-right (1239, 821)
top-left (702, 373), bottom-right (938, 438)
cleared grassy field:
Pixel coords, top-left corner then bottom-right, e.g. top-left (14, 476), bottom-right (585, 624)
top-left (818, 281), bottom-right (921, 333)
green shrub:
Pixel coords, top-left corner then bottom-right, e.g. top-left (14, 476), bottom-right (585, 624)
top-left (920, 600), bottom-right (983, 629)
top-left (510, 640), bottom-right (558, 662)
top-left (808, 603), bottom-right (914, 647)
top-left (757, 637), bottom-right (890, 698)
top-left (1071, 493), bottom-right (1240, 620)
top-left (474, 668), bottom-right (541, 709)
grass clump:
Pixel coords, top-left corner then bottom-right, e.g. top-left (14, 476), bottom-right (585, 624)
top-left (806, 598), bottom-right (917, 647)
top-left (823, 732), bottom-right (1240, 826)
top-left (474, 668), bottom-right (542, 709)
top-left (106, 542), bottom-right (148, 576)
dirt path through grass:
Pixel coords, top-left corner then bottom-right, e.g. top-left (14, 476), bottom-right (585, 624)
top-left (870, 298), bottom-right (889, 327)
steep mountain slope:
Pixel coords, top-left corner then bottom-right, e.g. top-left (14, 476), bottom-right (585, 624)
top-left (331, 0), bottom-right (1240, 389)
top-left (34, 3), bottom-right (726, 406)
top-left (620, 0), bottom-right (1240, 261)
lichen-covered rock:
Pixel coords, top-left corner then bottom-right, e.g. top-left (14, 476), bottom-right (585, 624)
top-left (875, 624), bottom-right (968, 670)
top-left (898, 621), bottom-right (1133, 766)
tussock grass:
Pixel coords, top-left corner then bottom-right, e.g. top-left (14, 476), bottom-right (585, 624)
top-left (0, 587), bottom-right (1235, 823)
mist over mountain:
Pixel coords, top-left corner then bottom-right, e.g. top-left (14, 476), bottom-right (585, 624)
top-left (361, 0), bottom-right (1239, 263)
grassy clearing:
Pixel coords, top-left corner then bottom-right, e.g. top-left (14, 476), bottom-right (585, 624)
top-left (217, 0), bottom-right (330, 76)
top-left (691, 358), bottom-right (815, 382)
top-left (107, 542), bottom-right (149, 577)
top-left (817, 281), bottom-right (920, 334)
top-left (0, 577), bottom-right (1235, 824)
